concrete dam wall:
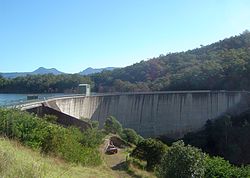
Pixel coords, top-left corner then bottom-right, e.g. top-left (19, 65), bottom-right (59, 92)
top-left (40, 91), bottom-right (250, 138)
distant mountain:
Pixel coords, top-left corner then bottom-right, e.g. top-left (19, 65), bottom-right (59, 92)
top-left (32, 67), bottom-right (63, 75)
top-left (79, 67), bottom-right (117, 75)
top-left (1, 67), bottom-right (64, 78)
top-left (0, 67), bottom-right (116, 78)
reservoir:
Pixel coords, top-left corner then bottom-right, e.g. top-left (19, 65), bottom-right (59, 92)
top-left (0, 93), bottom-right (70, 107)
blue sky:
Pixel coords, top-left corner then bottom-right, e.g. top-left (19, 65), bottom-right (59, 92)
top-left (1, 0), bottom-right (250, 73)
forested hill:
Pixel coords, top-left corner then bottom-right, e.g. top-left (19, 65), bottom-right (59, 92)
top-left (91, 30), bottom-right (250, 92)
top-left (0, 31), bottom-right (250, 93)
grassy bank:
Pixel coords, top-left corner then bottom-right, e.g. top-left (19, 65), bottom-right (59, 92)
top-left (0, 108), bottom-right (103, 166)
top-left (0, 137), bottom-right (117, 178)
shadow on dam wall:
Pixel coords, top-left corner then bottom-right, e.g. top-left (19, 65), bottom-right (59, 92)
top-left (25, 104), bottom-right (90, 130)
top-left (23, 91), bottom-right (250, 139)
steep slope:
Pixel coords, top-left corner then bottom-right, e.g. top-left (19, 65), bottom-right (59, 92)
top-left (0, 137), bottom-right (115, 178)
top-left (183, 109), bottom-right (250, 165)
top-left (91, 31), bottom-right (250, 92)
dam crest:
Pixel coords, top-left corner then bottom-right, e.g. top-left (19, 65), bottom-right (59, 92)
top-left (20, 91), bottom-right (250, 138)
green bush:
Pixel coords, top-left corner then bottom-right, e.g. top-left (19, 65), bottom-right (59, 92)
top-left (204, 156), bottom-right (250, 178)
top-left (126, 156), bottom-right (146, 170)
top-left (80, 128), bottom-right (105, 148)
top-left (156, 140), bottom-right (205, 178)
top-left (90, 120), bottom-right (99, 129)
top-left (121, 128), bottom-right (139, 145)
top-left (0, 109), bottom-right (48, 149)
top-left (43, 114), bottom-right (58, 123)
top-left (131, 138), bottom-right (167, 170)
top-left (104, 116), bottom-right (122, 134)
top-left (0, 108), bottom-right (102, 166)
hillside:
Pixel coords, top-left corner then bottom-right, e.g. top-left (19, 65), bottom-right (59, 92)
top-left (0, 109), bottom-right (154, 178)
top-left (0, 137), bottom-right (117, 178)
top-left (91, 30), bottom-right (250, 92)
top-left (183, 109), bottom-right (250, 165)
top-left (0, 31), bottom-right (250, 93)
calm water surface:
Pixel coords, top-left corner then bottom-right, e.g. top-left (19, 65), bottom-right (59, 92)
top-left (0, 93), bottom-right (69, 106)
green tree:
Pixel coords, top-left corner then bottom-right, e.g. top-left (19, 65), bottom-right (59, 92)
top-left (204, 156), bottom-right (250, 178)
top-left (156, 140), bottom-right (205, 178)
top-left (121, 128), bottom-right (139, 145)
top-left (90, 120), bottom-right (99, 129)
top-left (104, 116), bottom-right (122, 134)
top-left (43, 114), bottom-right (58, 124)
top-left (80, 128), bottom-right (104, 148)
top-left (131, 138), bottom-right (167, 170)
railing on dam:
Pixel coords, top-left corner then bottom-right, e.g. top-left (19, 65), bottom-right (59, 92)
top-left (3, 90), bottom-right (250, 108)
top-left (2, 94), bottom-right (86, 108)
top-left (4, 90), bottom-right (249, 138)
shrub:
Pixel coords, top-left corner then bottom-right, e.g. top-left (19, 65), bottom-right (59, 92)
top-left (91, 120), bottom-right (99, 129)
top-left (104, 116), bottom-right (122, 134)
top-left (80, 128), bottom-right (105, 148)
top-left (0, 109), bottom-right (48, 149)
top-left (131, 138), bottom-right (167, 170)
top-left (156, 140), bottom-right (205, 178)
top-left (0, 108), bottom-right (102, 166)
top-left (43, 114), bottom-right (58, 123)
top-left (121, 128), bottom-right (139, 145)
top-left (204, 156), bottom-right (250, 178)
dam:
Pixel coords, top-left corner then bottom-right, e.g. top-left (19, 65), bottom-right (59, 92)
top-left (19, 91), bottom-right (250, 138)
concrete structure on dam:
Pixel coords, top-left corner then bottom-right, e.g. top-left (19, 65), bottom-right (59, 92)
top-left (20, 91), bottom-right (250, 138)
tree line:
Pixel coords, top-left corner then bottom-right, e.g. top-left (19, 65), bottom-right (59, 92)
top-left (0, 74), bottom-right (93, 93)
top-left (0, 31), bottom-right (250, 93)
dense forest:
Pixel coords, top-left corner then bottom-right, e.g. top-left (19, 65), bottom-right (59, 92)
top-left (92, 30), bottom-right (250, 92)
top-left (0, 30), bottom-right (250, 93)
top-left (183, 109), bottom-right (250, 165)
top-left (0, 74), bottom-right (92, 93)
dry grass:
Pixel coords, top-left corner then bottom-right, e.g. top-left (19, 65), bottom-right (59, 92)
top-left (100, 135), bottom-right (156, 178)
top-left (0, 135), bottom-right (155, 178)
top-left (0, 137), bottom-right (115, 178)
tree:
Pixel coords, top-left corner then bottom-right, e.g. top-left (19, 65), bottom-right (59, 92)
top-left (43, 114), bottom-right (58, 124)
top-left (131, 138), bottom-right (167, 170)
top-left (80, 128), bottom-right (104, 148)
top-left (104, 116), bottom-right (122, 134)
top-left (121, 128), bottom-right (139, 145)
top-left (156, 140), bottom-right (205, 178)
top-left (204, 156), bottom-right (250, 178)
top-left (90, 120), bottom-right (99, 129)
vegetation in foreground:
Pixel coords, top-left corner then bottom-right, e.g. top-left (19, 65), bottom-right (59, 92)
top-left (0, 109), bottom-right (249, 177)
top-left (156, 141), bottom-right (250, 178)
top-left (0, 109), bottom-right (154, 177)
top-left (0, 108), bottom-right (103, 166)
top-left (0, 137), bottom-right (116, 178)
top-left (104, 116), bottom-right (250, 177)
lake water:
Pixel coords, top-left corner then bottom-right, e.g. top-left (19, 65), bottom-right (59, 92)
top-left (0, 93), bottom-right (70, 107)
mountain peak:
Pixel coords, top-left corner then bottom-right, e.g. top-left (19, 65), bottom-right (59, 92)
top-left (33, 67), bottom-right (63, 75)
top-left (79, 67), bottom-right (116, 75)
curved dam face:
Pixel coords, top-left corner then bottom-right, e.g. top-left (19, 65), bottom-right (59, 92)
top-left (42, 91), bottom-right (249, 138)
